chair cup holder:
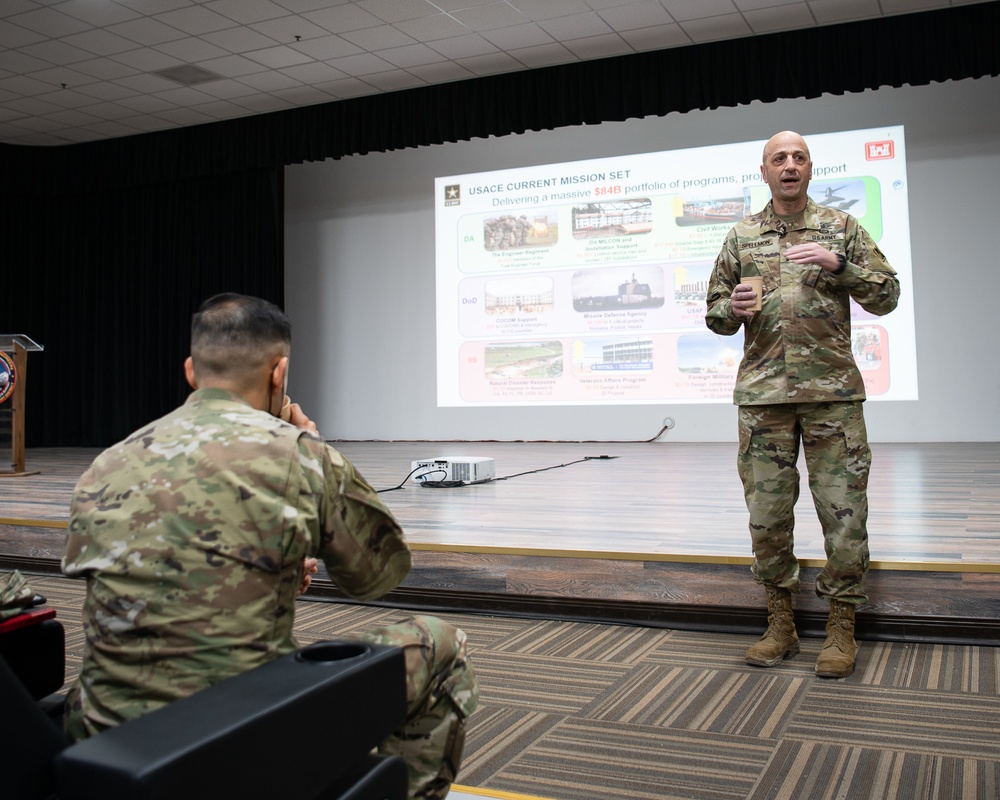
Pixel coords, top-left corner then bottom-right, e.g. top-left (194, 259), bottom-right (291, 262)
top-left (295, 641), bottom-right (370, 663)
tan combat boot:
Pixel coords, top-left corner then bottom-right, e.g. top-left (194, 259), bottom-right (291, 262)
top-left (746, 585), bottom-right (799, 667)
top-left (816, 599), bottom-right (858, 678)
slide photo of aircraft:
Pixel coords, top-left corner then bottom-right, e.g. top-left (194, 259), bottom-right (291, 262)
top-left (810, 179), bottom-right (866, 214)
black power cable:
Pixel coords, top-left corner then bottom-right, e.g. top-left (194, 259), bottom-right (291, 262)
top-left (377, 455), bottom-right (618, 492)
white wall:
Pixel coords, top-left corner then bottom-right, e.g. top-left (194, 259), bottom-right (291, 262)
top-left (285, 76), bottom-right (999, 443)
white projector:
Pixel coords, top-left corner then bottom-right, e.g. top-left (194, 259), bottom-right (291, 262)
top-left (411, 457), bottom-right (495, 485)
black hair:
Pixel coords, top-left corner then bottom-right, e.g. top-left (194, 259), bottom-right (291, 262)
top-left (190, 293), bottom-right (291, 378)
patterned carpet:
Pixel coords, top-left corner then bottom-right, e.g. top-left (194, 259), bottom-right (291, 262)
top-left (24, 574), bottom-right (1000, 800)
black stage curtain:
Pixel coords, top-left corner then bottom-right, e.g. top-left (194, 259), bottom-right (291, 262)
top-left (0, 168), bottom-right (283, 447)
top-left (0, 2), bottom-right (996, 446)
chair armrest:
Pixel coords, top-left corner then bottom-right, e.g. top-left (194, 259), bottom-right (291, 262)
top-left (54, 640), bottom-right (407, 800)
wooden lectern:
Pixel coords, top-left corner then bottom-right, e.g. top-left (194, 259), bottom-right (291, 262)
top-left (0, 334), bottom-right (44, 478)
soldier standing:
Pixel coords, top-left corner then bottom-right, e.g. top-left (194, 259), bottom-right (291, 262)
top-left (705, 131), bottom-right (899, 678)
top-left (62, 293), bottom-right (478, 798)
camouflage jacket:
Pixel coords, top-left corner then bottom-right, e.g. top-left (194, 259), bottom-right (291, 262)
top-left (62, 387), bottom-right (412, 740)
top-left (705, 199), bottom-right (899, 405)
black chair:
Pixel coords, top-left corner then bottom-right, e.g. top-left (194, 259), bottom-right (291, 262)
top-left (1, 638), bottom-right (408, 800)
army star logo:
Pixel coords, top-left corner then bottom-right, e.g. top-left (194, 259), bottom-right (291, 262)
top-left (444, 184), bottom-right (460, 206)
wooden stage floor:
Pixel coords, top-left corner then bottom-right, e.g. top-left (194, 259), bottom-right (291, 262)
top-left (3, 442), bottom-right (999, 627)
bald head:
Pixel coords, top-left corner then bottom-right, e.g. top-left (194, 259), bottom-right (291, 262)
top-left (762, 131), bottom-right (810, 164)
top-left (760, 131), bottom-right (813, 214)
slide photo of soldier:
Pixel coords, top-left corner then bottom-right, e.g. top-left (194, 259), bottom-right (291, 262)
top-left (482, 211), bottom-right (559, 251)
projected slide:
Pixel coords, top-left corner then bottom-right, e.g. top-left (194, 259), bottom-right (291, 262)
top-left (435, 127), bottom-right (916, 406)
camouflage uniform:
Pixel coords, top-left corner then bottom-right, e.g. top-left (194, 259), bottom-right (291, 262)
top-left (62, 387), bottom-right (478, 799)
top-left (706, 199), bottom-right (899, 603)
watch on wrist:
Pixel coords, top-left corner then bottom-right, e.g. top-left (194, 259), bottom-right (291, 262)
top-left (833, 253), bottom-right (847, 274)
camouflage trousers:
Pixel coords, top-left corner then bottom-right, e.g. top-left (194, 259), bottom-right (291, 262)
top-left (362, 615), bottom-right (479, 800)
top-left (737, 401), bottom-right (871, 605)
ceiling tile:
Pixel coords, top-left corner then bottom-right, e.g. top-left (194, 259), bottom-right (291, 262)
top-left (279, 60), bottom-right (349, 82)
top-left (393, 14), bottom-right (471, 42)
top-left (201, 25), bottom-right (283, 52)
top-left (744, 3), bottom-right (815, 32)
top-left (0, 19), bottom-right (48, 48)
top-left (660, 0), bottom-right (740, 22)
top-left (190, 98), bottom-right (256, 119)
top-left (115, 0), bottom-right (194, 15)
top-left (236, 68), bottom-right (306, 90)
top-left (197, 54), bottom-right (272, 77)
top-left (244, 44), bottom-right (314, 68)
top-left (324, 52), bottom-right (396, 74)
top-left (112, 89), bottom-right (181, 112)
top-left (190, 77), bottom-right (263, 98)
top-left (618, 22), bottom-right (690, 50)
top-left (880, 0), bottom-right (945, 12)
top-left (62, 29), bottom-right (145, 57)
top-left (356, 68), bottom-right (426, 91)
top-left (7, 7), bottom-right (93, 37)
top-left (274, 0), bottom-right (356, 13)
top-left (71, 57), bottom-right (142, 81)
top-left (508, 42), bottom-right (577, 68)
top-left (311, 75), bottom-right (377, 98)
top-left (680, 12), bottom-right (753, 41)
top-left (205, 0), bottom-right (293, 25)
top-left (151, 106), bottom-right (216, 126)
top-left (807, 0), bottom-right (880, 24)
top-left (68, 100), bottom-right (140, 121)
top-left (107, 17), bottom-right (190, 46)
top-left (30, 87), bottom-right (99, 109)
top-left (511, 0), bottom-right (594, 21)
top-left (71, 81), bottom-right (142, 101)
top-left (538, 11), bottom-right (614, 39)
top-left (355, 0), bottom-right (441, 24)
top-left (455, 51), bottom-right (527, 76)
top-left (111, 48), bottom-right (184, 72)
top-left (153, 6), bottom-right (239, 36)
top-left (26, 67), bottom-right (99, 91)
top-left (405, 59), bottom-right (475, 84)
top-left (2, 96), bottom-right (64, 116)
top-left (599, 1), bottom-right (676, 31)
top-left (0, 51), bottom-right (58, 76)
top-left (56, 0), bottom-right (143, 26)
top-left (376, 42), bottom-right (447, 68)
top-left (302, 3), bottom-right (382, 32)
top-left (339, 25), bottom-right (418, 50)
top-left (733, 0), bottom-right (804, 10)
top-left (451, 4), bottom-right (531, 32)
top-left (154, 37), bottom-right (230, 62)
top-left (249, 15), bottom-right (332, 41)
top-left (292, 33), bottom-right (364, 59)
top-left (433, 0), bottom-right (498, 10)
top-left (481, 23), bottom-right (555, 50)
top-left (427, 34), bottom-right (499, 60)
top-left (562, 32), bottom-right (633, 59)
top-left (227, 92), bottom-right (296, 112)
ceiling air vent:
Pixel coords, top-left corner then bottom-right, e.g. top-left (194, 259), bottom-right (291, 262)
top-left (152, 65), bottom-right (223, 86)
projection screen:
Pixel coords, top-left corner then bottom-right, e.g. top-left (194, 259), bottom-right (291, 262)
top-left (434, 126), bottom-right (916, 408)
